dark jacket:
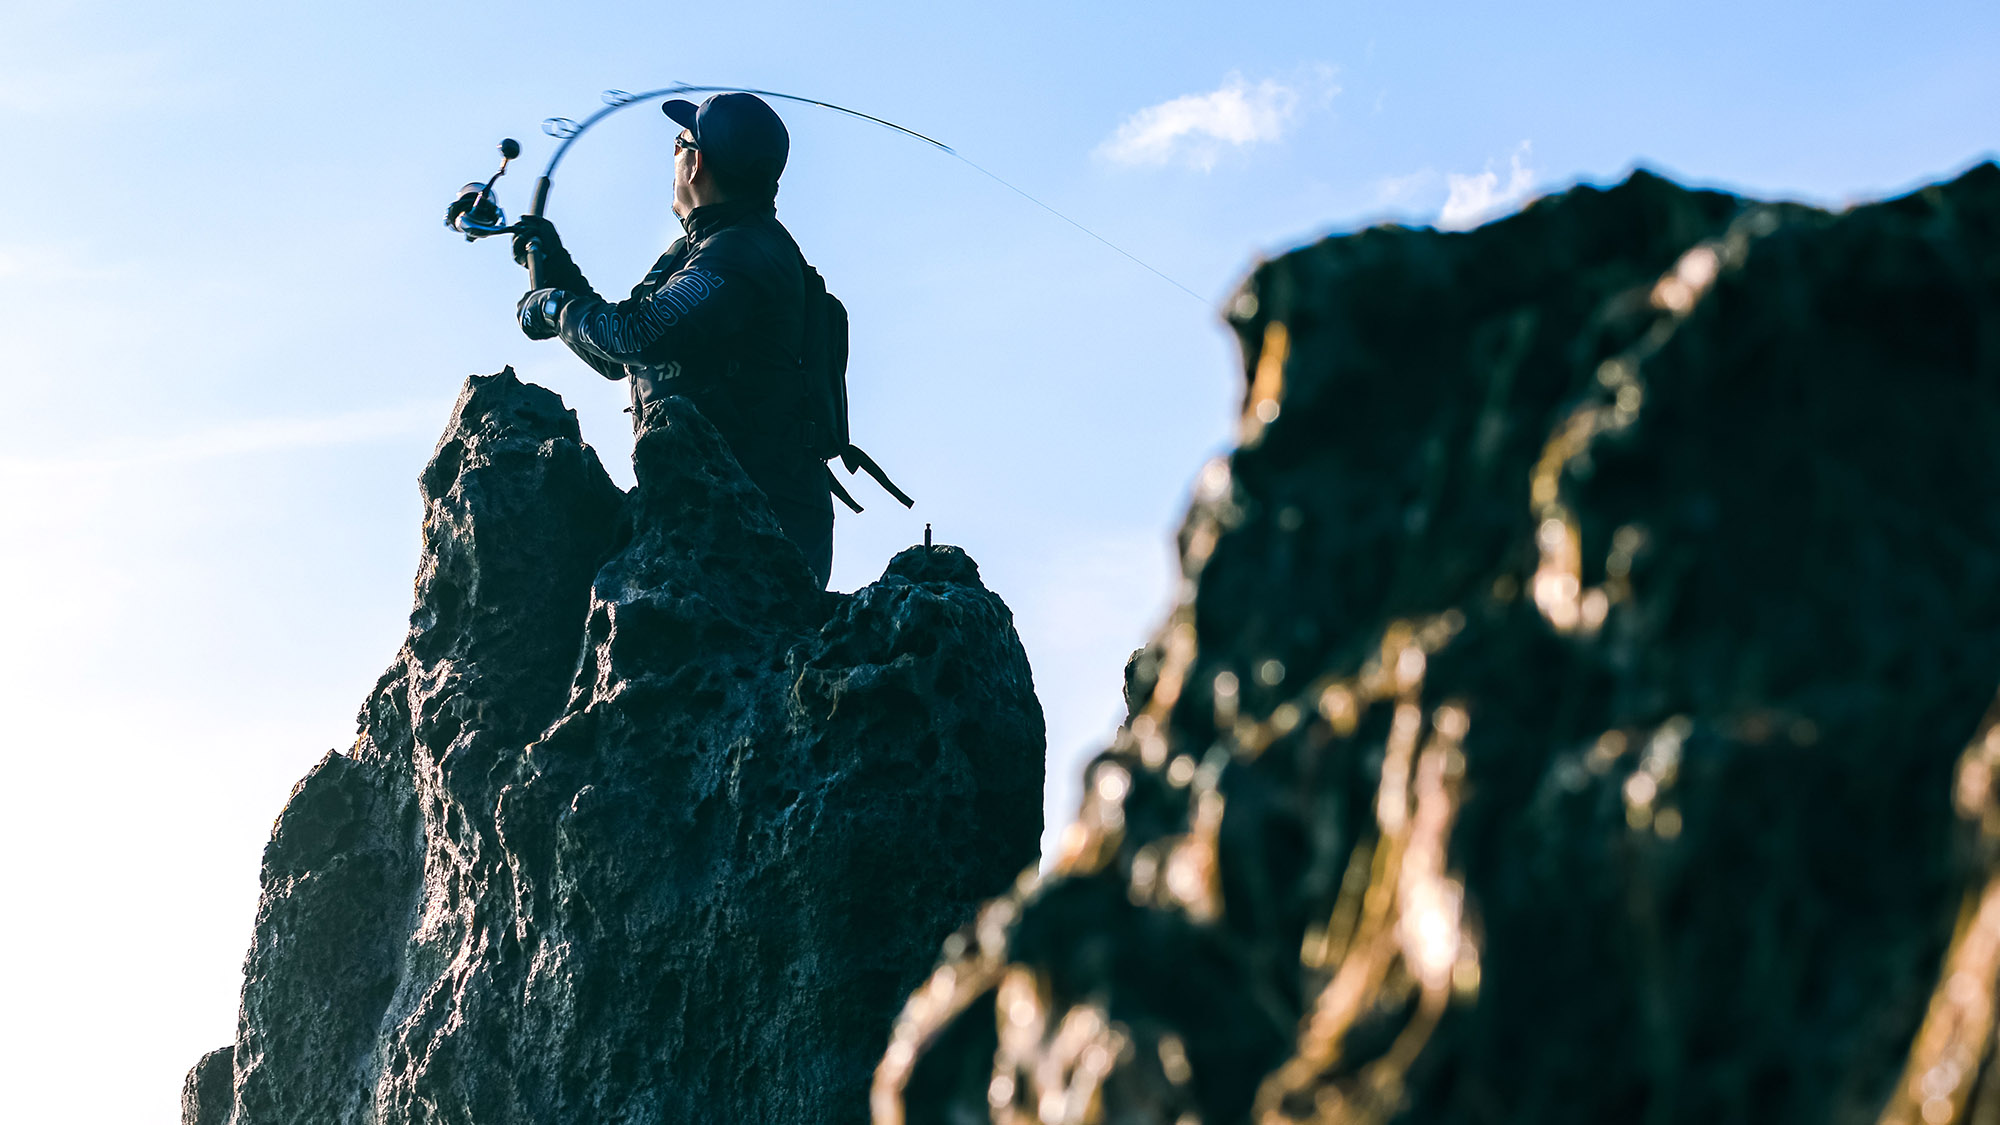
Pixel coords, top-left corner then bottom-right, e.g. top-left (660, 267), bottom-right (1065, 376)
top-left (539, 199), bottom-right (833, 581)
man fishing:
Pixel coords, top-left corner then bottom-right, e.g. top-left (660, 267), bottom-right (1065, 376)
top-left (510, 92), bottom-right (835, 586)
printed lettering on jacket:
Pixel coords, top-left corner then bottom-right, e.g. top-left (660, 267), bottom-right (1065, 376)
top-left (579, 267), bottom-right (726, 359)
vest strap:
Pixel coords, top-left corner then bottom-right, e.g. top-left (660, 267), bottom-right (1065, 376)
top-left (826, 465), bottom-right (865, 513)
top-left (839, 444), bottom-right (915, 508)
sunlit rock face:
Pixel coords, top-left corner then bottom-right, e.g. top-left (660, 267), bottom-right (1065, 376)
top-left (876, 164), bottom-right (2000, 1125)
top-left (184, 369), bottom-right (1045, 1125)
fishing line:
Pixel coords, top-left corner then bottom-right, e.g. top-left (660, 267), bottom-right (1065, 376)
top-left (455, 82), bottom-right (1209, 306)
top-left (662, 84), bottom-right (1208, 305)
top-left (946, 150), bottom-right (1210, 305)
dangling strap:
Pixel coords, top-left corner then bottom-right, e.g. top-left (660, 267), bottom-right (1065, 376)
top-left (826, 465), bottom-right (865, 513)
top-left (840, 444), bottom-right (915, 508)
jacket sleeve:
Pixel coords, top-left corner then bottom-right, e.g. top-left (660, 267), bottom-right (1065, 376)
top-left (566, 338), bottom-right (630, 383)
top-left (554, 232), bottom-right (763, 370)
top-left (531, 242), bottom-right (598, 300)
top-left (553, 288), bottom-right (627, 382)
top-left (535, 246), bottom-right (624, 381)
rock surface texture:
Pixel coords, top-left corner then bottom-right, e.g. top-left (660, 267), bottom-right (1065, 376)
top-left (186, 370), bottom-right (1045, 1125)
top-left (876, 164), bottom-right (2000, 1125)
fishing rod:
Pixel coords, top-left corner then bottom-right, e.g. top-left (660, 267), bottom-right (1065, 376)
top-left (444, 82), bottom-right (1206, 304)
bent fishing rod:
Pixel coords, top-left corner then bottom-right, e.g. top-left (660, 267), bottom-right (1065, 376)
top-left (444, 82), bottom-right (1205, 303)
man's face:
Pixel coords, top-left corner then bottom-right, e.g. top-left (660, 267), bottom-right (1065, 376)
top-left (672, 131), bottom-right (699, 217)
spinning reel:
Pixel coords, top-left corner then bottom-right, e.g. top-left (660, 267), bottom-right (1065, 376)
top-left (444, 137), bottom-right (532, 240)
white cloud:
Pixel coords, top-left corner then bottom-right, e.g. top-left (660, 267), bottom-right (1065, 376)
top-left (1100, 72), bottom-right (1332, 171)
top-left (0, 402), bottom-right (449, 680)
top-left (0, 47), bottom-right (192, 115)
top-left (1439, 141), bottom-right (1538, 230)
top-left (0, 402), bottom-right (447, 480)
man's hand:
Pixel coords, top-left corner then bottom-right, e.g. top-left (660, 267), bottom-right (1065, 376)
top-left (511, 216), bottom-right (565, 269)
top-left (517, 288), bottom-right (568, 340)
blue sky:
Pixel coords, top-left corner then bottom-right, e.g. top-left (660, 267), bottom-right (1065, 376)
top-left (1, 1), bottom-right (1994, 1119)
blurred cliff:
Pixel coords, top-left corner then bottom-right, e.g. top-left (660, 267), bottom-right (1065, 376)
top-left (876, 164), bottom-right (2000, 1125)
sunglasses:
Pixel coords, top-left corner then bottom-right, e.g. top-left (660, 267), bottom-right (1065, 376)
top-left (674, 134), bottom-right (699, 154)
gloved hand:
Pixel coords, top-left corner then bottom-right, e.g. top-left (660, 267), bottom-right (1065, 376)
top-left (511, 215), bottom-right (565, 268)
top-left (517, 288), bottom-right (568, 340)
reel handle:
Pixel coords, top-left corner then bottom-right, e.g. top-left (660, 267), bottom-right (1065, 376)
top-left (446, 139), bottom-right (526, 240)
top-left (444, 144), bottom-right (554, 292)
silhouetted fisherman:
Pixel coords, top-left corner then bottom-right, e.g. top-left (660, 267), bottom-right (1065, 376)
top-left (511, 93), bottom-right (835, 586)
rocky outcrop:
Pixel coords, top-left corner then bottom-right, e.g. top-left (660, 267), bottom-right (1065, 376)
top-left (876, 164), bottom-right (2000, 1125)
top-left (187, 370), bottom-right (1045, 1125)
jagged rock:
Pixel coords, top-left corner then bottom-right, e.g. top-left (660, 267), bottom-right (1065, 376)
top-left (876, 164), bottom-right (2000, 1125)
top-left (182, 1047), bottom-right (231, 1125)
top-left (187, 369), bottom-right (1045, 1125)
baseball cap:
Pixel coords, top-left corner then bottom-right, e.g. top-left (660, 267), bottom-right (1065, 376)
top-left (662, 93), bottom-right (790, 187)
